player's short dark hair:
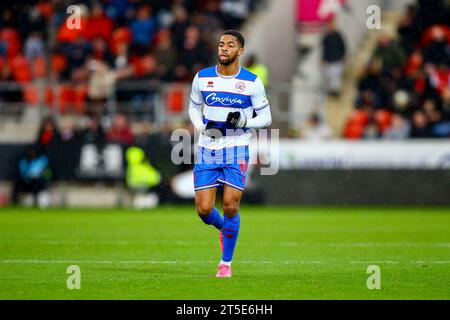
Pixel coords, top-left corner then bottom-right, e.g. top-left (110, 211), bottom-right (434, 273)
top-left (222, 30), bottom-right (245, 48)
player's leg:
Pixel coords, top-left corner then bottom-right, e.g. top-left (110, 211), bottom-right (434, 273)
top-left (195, 187), bottom-right (223, 230)
top-left (216, 185), bottom-right (242, 277)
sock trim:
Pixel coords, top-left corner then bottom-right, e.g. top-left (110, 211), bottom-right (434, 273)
top-left (220, 260), bottom-right (232, 266)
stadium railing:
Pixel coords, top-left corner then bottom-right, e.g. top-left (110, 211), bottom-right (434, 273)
top-left (0, 80), bottom-right (303, 136)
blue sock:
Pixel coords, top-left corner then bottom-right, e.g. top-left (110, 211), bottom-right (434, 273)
top-left (200, 207), bottom-right (224, 231)
top-left (221, 214), bottom-right (240, 263)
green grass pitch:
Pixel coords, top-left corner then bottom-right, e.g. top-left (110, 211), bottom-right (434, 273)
top-left (0, 206), bottom-right (449, 299)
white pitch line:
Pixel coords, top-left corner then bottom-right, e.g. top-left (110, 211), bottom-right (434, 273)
top-left (0, 259), bottom-right (321, 265)
top-left (350, 261), bottom-right (400, 264)
top-left (2, 240), bottom-right (450, 248)
top-left (1, 259), bottom-right (450, 265)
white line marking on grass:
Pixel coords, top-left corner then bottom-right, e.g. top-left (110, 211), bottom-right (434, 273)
top-left (2, 259), bottom-right (450, 265)
top-left (411, 261), bottom-right (450, 264)
top-left (0, 259), bottom-right (323, 265)
top-left (3, 240), bottom-right (450, 248)
top-left (350, 261), bottom-right (400, 264)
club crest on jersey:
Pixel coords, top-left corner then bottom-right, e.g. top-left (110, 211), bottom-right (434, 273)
top-left (234, 81), bottom-right (246, 93)
top-left (207, 81), bottom-right (214, 88)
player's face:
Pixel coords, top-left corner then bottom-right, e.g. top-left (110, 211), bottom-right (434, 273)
top-left (218, 35), bottom-right (244, 66)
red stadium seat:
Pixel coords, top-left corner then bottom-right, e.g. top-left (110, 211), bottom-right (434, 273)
top-left (10, 55), bottom-right (32, 82)
top-left (165, 86), bottom-right (185, 113)
top-left (0, 28), bottom-right (21, 59)
top-left (33, 56), bottom-right (46, 79)
top-left (51, 54), bottom-right (68, 75)
top-left (57, 18), bottom-right (87, 43)
top-left (374, 109), bottom-right (392, 133)
top-left (347, 110), bottom-right (369, 127)
top-left (110, 27), bottom-right (132, 54)
top-left (344, 122), bottom-right (365, 139)
top-left (23, 84), bottom-right (39, 106)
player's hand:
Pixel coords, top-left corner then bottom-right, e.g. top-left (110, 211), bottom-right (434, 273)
top-left (226, 111), bottom-right (246, 128)
top-left (203, 121), bottom-right (225, 138)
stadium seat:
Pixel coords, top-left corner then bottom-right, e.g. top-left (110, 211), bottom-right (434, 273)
top-left (33, 56), bottom-right (46, 79)
top-left (0, 28), bottom-right (21, 59)
top-left (344, 122), bottom-right (365, 139)
top-left (110, 27), bottom-right (132, 54)
top-left (57, 18), bottom-right (87, 43)
top-left (165, 86), bottom-right (186, 113)
top-left (23, 84), bottom-right (39, 106)
top-left (347, 110), bottom-right (370, 127)
top-left (374, 110), bottom-right (392, 133)
top-left (51, 54), bottom-right (68, 75)
top-left (45, 84), bottom-right (88, 114)
top-left (10, 55), bottom-right (32, 82)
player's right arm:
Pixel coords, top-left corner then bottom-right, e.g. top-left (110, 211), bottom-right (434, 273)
top-left (188, 73), bottom-right (206, 134)
top-left (189, 73), bottom-right (225, 137)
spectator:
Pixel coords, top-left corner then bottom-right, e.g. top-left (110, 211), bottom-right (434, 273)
top-left (125, 146), bottom-right (161, 209)
top-left (397, 4), bottom-right (420, 55)
top-left (383, 113), bottom-right (411, 139)
top-left (106, 113), bottom-right (135, 145)
top-left (220, 0), bottom-right (251, 29)
top-left (373, 34), bottom-right (406, 72)
top-left (245, 54), bottom-right (269, 87)
top-left (24, 31), bottom-right (45, 62)
top-left (170, 5), bottom-right (190, 51)
top-left (11, 146), bottom-right (52, 208)
top-left (89, 37), bottom-right (114, 66)
top-left (130, 5), bottom-right (157, 54)
top-left (85, 4), bottom-right (113, 42)
top-left (35, 116), bottom-right (61, 152)
top-left (154, 30), bottom-right (178, 82)
top-left (79, 115), bottom-right (106, 148)
top-left (363, 119), bottom-right (381, 139)
top-left (423, 26), bottom-right (450, 67)
top-left (410, 110), bottom-right (433, 138)
top-left (303, 113), bottom-right (332, 140)
top-left (321, 20), bottom-right (346, 97)
top-left (177, 25), bottom-right (211, 80)
top-left (87, 59), bottom-right (116, 103)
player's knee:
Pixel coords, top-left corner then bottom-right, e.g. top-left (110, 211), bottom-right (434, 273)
top-left (196, 202), bottom-right (214, 217)
top-left (223, 202), bottom-right (239, 217)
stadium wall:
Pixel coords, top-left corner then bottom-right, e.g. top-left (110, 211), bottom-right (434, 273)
top-left (255, 169), bottom-right (450, 206)
top-left (2, 140), bottom-right (449, 206)
top-left (242, 0), bottom-right (297, 84)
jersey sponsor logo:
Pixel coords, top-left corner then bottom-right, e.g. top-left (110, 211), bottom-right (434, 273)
top-left (234, 81), bottom-right (246, 93)
top-left (205, 92), bottom-right (246, 107)
top-left (207, 81), bottom-right (214, 88)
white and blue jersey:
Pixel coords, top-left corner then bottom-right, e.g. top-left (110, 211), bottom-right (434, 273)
top-left (189, 65), bottom-right (271, 191)
top-left (190, 65), bottom-right (270, 150)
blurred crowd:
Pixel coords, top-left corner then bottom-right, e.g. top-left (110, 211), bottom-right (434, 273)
top-left (0, 0), bottom-right (262, 111)
top-left (344, 0), bottom-right (450, 139)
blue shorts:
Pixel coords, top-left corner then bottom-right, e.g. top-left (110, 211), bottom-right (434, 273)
top-left (194, 146), bottom-right (250, 192)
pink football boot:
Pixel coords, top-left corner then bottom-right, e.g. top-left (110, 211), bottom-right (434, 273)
top-left (216, 263), bottom-right (232, 278)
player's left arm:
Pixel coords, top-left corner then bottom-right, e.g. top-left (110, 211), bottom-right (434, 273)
top-left (226, 77), bottom-right (272, 129)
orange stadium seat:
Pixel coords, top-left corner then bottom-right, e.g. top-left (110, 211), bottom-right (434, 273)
top-left (33, 56), bottom-right (47, 79)
top-left (344, 122), bottom-right (365, 139)
top-left (165, 86), bottom-right (185, 113)
top-left (51, 54), bottom-right (68, 74)
top-left (0, 28), bottom-right (21, 59)
top-left (23, 84), bottom-right (39, 106)
top-left (57, 18), bottom-right (87, 43)
top-left (110, 27), bottom-right (132, 54)
top-left (10, 55), bottom-right (32, 82)
top-left (374, 109), bottom-right (392, 133)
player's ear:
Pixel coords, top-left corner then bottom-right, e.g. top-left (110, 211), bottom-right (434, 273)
top-left (238, 47), bottom-right (245, 57)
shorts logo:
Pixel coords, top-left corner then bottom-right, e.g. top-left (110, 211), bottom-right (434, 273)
top-left (234, 81), bottom-right (246, 93)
